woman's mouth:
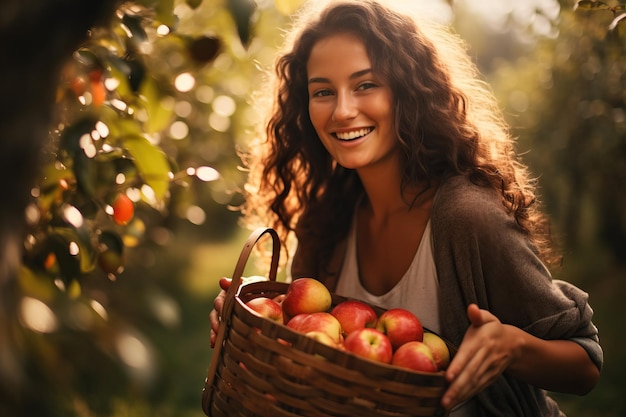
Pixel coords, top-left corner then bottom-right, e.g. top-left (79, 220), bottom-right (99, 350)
top-left (334, 127), bottom-right (374, 141)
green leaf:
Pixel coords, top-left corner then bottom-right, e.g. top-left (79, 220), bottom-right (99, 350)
top-left (43, 224), bottom-right (97, 283)
top-left (102, 108), bottom-right (144, 139)
top-left (122, 13), bottom-right (148, 44)
top-left (227, 0), bottom-right (257, 47)
top-left (186, 36), bottom-right (221, 65)
top-left (125, 54), bottom-right (146, 93)
top-left (54, 226), bottom-right (97, 276)
top-left (155, 0), bottom-right (176, 28)
top-left (73, 150), bottom-right (98, 197)
top-left (108, 55), bottom-right (137, 97)
top-left (93, 150), bottom-right (138, 190)
top-left (18, 266), bottom-right (57, 302)
top-left (124, 135), bottom-right (171, 201)
top-left (139, 77), bottom-right (174, 134)
top-left (99, 230), bottom-right (125, 255)
top-left (39, 161), bottom-right (74, 193)
top-left (186, 0), bottom-right (202, 9)
top-left (60, 117), bottom-right (98, 157)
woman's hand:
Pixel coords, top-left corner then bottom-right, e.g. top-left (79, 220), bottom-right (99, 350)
top-left (209, 277), bottom-right (232, 348)
top-left (441, 304), bottom-right (517, 410)
top-left (441, 303), bottom-right (600, 411)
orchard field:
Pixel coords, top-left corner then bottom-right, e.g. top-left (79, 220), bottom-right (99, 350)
top-left (0, 1), bottom-right (624, 416)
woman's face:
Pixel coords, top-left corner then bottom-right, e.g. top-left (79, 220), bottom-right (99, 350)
top-left (306, 32), bottom-right (398, 172)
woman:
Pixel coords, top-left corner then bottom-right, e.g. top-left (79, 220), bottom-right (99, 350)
top-left (210, 1), bottom-right (602, 415)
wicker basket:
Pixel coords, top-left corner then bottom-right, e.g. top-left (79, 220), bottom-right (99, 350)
top-left (202, 227), bottom-right (451, 417)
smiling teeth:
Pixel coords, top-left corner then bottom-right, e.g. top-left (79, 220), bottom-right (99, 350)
top-left (335, 128), bottom-right (373, 141)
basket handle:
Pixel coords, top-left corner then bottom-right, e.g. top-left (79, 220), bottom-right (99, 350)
top-left (221, 227), bottom-right (280, 321)
top-left (202, 227), bottom-right (280, 416)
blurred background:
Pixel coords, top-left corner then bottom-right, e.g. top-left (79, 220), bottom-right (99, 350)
top-left (0, 0), bottom-right (623, 416)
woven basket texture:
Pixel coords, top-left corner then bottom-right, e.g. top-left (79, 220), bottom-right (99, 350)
top-left (202, 228), bottom-right (450, 417)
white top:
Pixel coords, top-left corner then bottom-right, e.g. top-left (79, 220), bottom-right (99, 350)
top-left (334, 216), bottom-right (479, 416)
top-left (335, 218), bottom-right (441, 333)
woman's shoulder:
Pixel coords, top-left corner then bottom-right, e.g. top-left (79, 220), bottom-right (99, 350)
top-left (433, 175), bottom-right (506, 227)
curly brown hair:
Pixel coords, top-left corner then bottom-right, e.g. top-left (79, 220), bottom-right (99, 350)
top-left (241, 0), bottom-right (556, 273)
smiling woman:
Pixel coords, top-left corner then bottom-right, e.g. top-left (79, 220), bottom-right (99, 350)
top-left (306, 33), bottom-right (396, 171)
top-left (209, 1), bottom-right (603, 416)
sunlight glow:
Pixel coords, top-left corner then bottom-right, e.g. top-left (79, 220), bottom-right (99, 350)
top-left (91, 300), bottom-right (109, 320)
top-left (174, 100), bottom-right (193, 118)
top-left (208, 112), bottom-right (230, 132)
top-left (195, 85), bottom-right (215, 103)
top-left (63, 204), bottom-right (84, 228)
top-left (157, 24), bottom-right (170, 36)
top-left (69, 241), bottom-right (80, 256)
top-left (195, 166), bottom-right (219, 182)
top-left (104, 77), bottom-right (120, 91)
top-left (174, 72), bottom-right (195, 92)
top-left (169, 120), bottom-right (189, 140)
top-left (79, 134), bottom-right (96, 158)
top-left (186, 205), bottom-right (206, 225)
top-left (141, 185), bottom-right (156, 205)
top-left (212, 95), bottom-right (236, 117)
top-left (116, 332), bottom-right (151, 369)
top-left (25, 203), bottom-right (40, 225)
top-left (20, 297), bottom-right (58, 333)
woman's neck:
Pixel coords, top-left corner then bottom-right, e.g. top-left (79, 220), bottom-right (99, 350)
top-left (357, 161), bottom-right (432, 220)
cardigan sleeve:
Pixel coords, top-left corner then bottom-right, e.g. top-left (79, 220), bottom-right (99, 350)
top-left (431, 176), bottom-right (603, 370)
top-left (432, 176), bottom-right (603, 417)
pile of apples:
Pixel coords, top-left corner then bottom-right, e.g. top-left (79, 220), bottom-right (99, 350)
top-left (243, 277), bottom-right (450, 373)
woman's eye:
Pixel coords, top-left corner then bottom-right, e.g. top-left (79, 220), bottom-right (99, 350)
top-left (357, 82), bottom-right (377, 91)
top-left (312, 89), bottom-right (333, 97)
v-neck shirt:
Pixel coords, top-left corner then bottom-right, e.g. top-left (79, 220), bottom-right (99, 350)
top-left (335, 216), bottom-right (441, 334)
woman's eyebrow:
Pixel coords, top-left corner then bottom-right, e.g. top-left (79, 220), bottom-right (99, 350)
top-left (308, 68), bottom-right (373, 85)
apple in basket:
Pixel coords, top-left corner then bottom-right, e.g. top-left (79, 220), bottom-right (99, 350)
top-left (422, 332), bottom-right (451, 370)
top-left (376, 308), bottom-right (424, 350)
top-left (244, 297), bottom-right (284, 323)
top-left (305, 331), bottom-right (342, 348)
top-left (282, 277), bottom-right (332, 317)
top-left (391, 341), bottom-right (438, 373)
top-left (330, 300), bottom-right (377, 336)
top-left (343, 328), bottom-right (393, 364)
top-left (286, 312), bottom-right (343, 345)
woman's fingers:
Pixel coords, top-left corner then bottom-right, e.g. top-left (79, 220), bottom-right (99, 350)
top-left (210, 288), bottom-right (228, 348)
top-left (219, 277), bottom-right (231, 291)
top-left (210, 308), bottom-right (219, 348)
top-left (442, 304), bottom-right (510, 410)
top-left (210, 276), bottom-right (265, 348)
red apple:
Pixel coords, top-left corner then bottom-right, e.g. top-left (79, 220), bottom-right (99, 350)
top-left (375, 308), bottom-right (424, 350)
top-left (391, 341), bottom-right (438, 373)
top-left (282, 277), bottom-right (332, 318)
top-left (287, 312), bottom-right (342, 344)
top-left (286, 313), bottom-right (308, 330)
top-left (272, 293), bottom-right (286, 305)
top-left (305, 331), bottom-right (340, 348)
top-left (422, 332), bottom-right (451, 370)
top-left (244, 297), bottom-right (284, 323)
top-left (343, 328), bottom-right (393, 364)
top-left (330, 300), bottom-right (378, 336)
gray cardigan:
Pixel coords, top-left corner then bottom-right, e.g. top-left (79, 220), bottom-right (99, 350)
top-left (292, 175), bottom-right (603, 416)
top-left (430, 175), bottom-right (602, 416)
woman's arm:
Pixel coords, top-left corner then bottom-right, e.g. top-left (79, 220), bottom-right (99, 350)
top-left (441, 304), bottom-right (601, 411)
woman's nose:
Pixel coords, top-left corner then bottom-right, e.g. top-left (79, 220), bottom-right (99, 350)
top-left (332, 92), bottom-right (358, 121)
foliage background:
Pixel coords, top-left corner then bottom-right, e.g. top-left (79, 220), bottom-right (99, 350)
top-left (0, 0), bottom-right (624, 416)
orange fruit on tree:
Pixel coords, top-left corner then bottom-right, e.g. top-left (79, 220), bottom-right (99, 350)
top-left (112, 193), bottom-right (134, 225)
